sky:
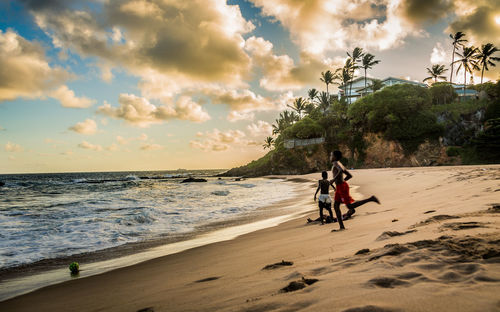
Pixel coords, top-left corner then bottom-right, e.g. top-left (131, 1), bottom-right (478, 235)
top-left (0, 0), bottom-right (499, 173)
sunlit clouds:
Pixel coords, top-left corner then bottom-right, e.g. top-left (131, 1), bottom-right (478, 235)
top-left (1, 0), bottom-right (499, 172)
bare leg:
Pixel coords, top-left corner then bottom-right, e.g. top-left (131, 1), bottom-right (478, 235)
top-left (319, 203), bottom-right (325, 224)
top-left (333, 201), bottom-right (345, 229)
top-left (345, 195), bottom-right (380, 218)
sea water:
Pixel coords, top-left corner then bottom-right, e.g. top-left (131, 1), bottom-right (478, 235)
top-left (0, 170), bottom-right (297, 270)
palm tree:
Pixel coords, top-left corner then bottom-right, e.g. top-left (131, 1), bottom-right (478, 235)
top-left (423, 64), bottom-right (448, 83)
top-left (452, 46), bottom-right (479, 97)
top-left (361, 53), bottom-right (380, 95)
top-left (477, 43), bottom-right (500, 84)
top-left (449, 32), bottom-right (467, 84)
top-left (347, 47), bottom-right (364, 104)
top-left (287, 97), bottom-right (307, 119)
top-left (307, 88), bottom-right (319, 103)
top-left (320, 70), bottom-right (334, 94)
top-left (316, 91), bottom-right (333, 114)
top-left (263, 136), bottom-right (274, 150)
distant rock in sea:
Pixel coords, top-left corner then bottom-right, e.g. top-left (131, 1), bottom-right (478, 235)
top-left (0, 181), bottom-right (4, 187)
top-left (181, 178), bottom-right (207, 183)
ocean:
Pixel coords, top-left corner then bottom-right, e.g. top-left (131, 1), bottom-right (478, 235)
top-left (0, 170), bottom-right (299, 272)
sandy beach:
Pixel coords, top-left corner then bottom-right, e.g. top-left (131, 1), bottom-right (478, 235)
top-left (1, 165), bottom-right (499, 312)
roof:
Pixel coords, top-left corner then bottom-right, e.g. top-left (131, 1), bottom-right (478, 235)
top-left (382, 76), bottom-right (427, 87)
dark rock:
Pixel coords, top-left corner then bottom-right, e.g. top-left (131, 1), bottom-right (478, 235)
top-left (181, 178), bottom-right (207, 183)
top-left (0, 181), bottom-right (4, 187)
top-left (355, 248), bottom-right (370, 255)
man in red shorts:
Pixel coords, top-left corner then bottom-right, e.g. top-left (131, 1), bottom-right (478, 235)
top-left (331, 150), bottom-right (380, 230)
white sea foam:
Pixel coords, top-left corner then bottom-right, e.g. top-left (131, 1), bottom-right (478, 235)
top-left (0, 171), bottom-right (297, 270)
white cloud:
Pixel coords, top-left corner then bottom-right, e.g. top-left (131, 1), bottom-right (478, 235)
top-left (69, 118), bottom-right (98, 135)
top-left (78, 141), bottom-right (103, 151)
top-left (140, 143), bottom-right (163, 151)
top-left (106, 143), bottom-right (119, 152)
top-left (247, 121), bottom-right (272, 137)
top-left (97, 94), bottom-right (210, 127)
top-left (0, 29), bottom-right (71, 103)
top-left (227, 111), bottom-right (255, 122)
top-left (189, 128), bottom-right (247, 152)
top-left (49, 85), bottom-right (95, 108)
top-left (249, 0), bottom-right (422, 54)
top-left (5, 141), bottom-right (23, 152)
top-left (430, 42), bottom-right (447, 64)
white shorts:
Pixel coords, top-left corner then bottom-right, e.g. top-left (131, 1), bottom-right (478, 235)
top-left (318, 194), bottom-right (332, 204)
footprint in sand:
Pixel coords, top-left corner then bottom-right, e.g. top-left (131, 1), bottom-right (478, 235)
top-left (376, 230), bottom-right (417, 241)
top-left (342, 305), bottom-right (402, 312)
top-left (194, 276), bottom-right (221, 283)
top-left (423, 210), bottom-right (436, 214)
top-left (262, 260), bottom-right (293, 270)
top-left (367, 277), bottom-right (409, 288)
top-left (280, 277), bottom-right (318, 293)
top-left (137, 308), bottom-right (154, 312)
top-left (412, 214), bottom-right (460, 227)
top-left (441, 221), bottom-right (486, 231)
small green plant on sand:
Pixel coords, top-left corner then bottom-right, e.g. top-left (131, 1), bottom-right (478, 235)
top-left (69, 262), bottom-right (80, 275)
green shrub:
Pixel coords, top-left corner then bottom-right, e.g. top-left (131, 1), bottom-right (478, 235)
top-left (429, 82), bottom-right (457, 105)
top-left (446, 146), bottom-right (461, 157)
top-left (282, 117), bottom-right (324, 139)
top-left (348, 84), bottom-right (442, 154)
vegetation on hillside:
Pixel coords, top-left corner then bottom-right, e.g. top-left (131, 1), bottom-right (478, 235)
top-left (225, 33), bottom-right (499, 176)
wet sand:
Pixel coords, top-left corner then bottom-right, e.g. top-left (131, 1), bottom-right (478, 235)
top-left (1, 165), bottom-right (499, 312)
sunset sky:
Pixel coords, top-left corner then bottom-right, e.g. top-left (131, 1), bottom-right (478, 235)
top-left (1, 0), bottom-right (499, 173)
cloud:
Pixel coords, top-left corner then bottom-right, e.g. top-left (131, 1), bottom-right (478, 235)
top-left (247, 121), bottom-right (272, 137)
top-left (203, 87), bottom-right (276, 112)
top-left (398, 0), bottom-right (454, 24)
top-left (430, 42), bottom-right (448, 64)
top-left (447, 0), bottom-right (500, 46)
top-left (0, 29), bottom-right (71, 103)
top-left (5, 141), bottom-right (23, 152)
top-left (106, 143), bottom-right (119, 152)
top-left (189, 128), bottom-right (246, 152)
top-left (78, 141), bottom-right (102, 151)
top-left (30, 0), bottom-right (254, 98)
top-left (69, 118), bottom-right (98, 135)
top-left (97, 94), bottom-right (210, 127)
top-left (245, 36), bottom-right (333, 91)
top-left (0, 125), bottom-right (5, 131)
top-left (140, 143), bottom-right (163, 151)
top-left (227, 111), bottom-right (255, 122)
top-left (249, 0), bottom-right (422, 54)
top-left (49, 85), bottom-right (95, 108)
top-left (115, 133), bottom-right (148, 145)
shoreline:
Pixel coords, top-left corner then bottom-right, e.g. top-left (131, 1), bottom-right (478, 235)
top-left (0, 176), bottom-right (319, 301)
top-left (1, 165), bottom-right (499, 312)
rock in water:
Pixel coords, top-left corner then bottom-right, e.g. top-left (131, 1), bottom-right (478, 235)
top-left (181, 178), bottom-right (207, 183)
top-left (0, 181), bottom-right (4, 187)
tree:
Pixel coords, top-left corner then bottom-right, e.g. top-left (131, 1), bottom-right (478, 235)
top-left (449, 32), bottom-right (467, 84)
top-left (320, 70), bottom-right (334, 94)
top-left (369, 79), bottom-right (384, 92)
top-left (287, 97), bottom-right (307, 119)
top-left (429, 82), bottom-right (457, 105)
top-left (308, 88), bottom-right (319, 103)
top-left (423, 64), bottom-right (448, 84)
top-left (347, 47), bottom-right (364, 104)
top-left (316, 91), bottom-right (333, 114)
top-left (361, 53), bottom-right (380, 94)
top-left (477, 43), bottom-right (500, 84)
top-left (453, 46), bottom-right (479, 97)
top-left (263, 136), bottom-right (274, 150)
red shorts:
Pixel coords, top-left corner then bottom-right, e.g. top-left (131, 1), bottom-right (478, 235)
top-left (334, 182), bottom-right (354, 204)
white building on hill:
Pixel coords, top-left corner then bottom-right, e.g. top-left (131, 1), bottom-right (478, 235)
top-left (338, 76), bottom-right (427, 103)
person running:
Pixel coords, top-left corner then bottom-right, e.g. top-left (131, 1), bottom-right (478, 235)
top-left (331, 150), bottom-right (380, 226)
top-left (314, 171), bottom-right (343, 226)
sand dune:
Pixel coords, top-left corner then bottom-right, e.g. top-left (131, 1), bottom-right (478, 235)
top-left (1, 165), bottom-right (499, 312)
